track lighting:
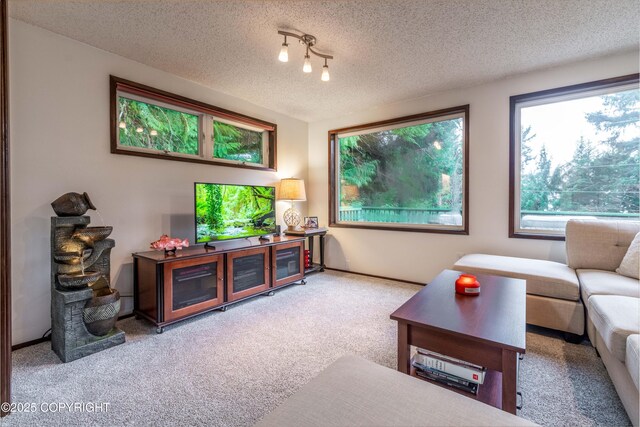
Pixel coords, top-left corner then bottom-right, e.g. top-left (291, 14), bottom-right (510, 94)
top-left (277, 30), bottom-right (333, 81)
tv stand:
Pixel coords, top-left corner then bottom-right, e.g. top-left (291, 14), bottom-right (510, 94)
top-left (133, 235), bottom-right (306, 332)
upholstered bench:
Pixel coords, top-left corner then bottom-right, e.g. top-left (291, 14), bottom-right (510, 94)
top-left (453, 253), bottom-right (584, 337)
top-left (255, 355), bottom-right (537, 427)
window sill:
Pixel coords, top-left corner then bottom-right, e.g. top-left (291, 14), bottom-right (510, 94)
top-left (111, 147), bottom-right (276, 172)
top-left (329, 222), bottom-right (469, 235)
top-left (509, 231), bottom-right (565, 241)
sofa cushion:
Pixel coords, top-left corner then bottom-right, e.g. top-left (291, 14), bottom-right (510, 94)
top-left (454, 254), bottom-right (580, 301)
top-left (589, 296), bottom-right (640, 363)
top-left (566, 220), bottom-right (640, 271)
top-left (617, 232), bottom-right (640, 279)
top-left (578, 269), bottom-right (640, 310)
top-left (627, 335), bottom-right (640, 390)
top-left (256, 355), bottom-right (538, 427)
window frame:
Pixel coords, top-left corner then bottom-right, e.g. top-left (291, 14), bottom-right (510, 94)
top-left (509, 73), bottom-right (640, 240)
top-left (328, 105), bottom-right (470, 235)
top-left (110, 75), bottom-right (277, 171)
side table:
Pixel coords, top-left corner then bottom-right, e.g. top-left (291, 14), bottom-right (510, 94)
top-left (284, 227), bottom-right (327, 275)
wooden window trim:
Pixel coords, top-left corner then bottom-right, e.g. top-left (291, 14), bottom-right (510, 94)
top-left (1, 0), bottom-right (10, 417)
top-left (328, 105), bottom-right (470, 235)
top-left (110, 75), bottom-right (277, 171)
top-left (509, 73), bottom-right (640, 240)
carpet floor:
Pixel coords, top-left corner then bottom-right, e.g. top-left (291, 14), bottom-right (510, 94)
top-left (6, 271), bottom-right (630, 426)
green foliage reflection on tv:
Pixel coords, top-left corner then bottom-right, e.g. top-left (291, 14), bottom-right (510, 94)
top-left (195, 182), bottom-right (276, 243)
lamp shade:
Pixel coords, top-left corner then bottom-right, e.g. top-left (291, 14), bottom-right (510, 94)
top-left (278, 178), bottom-right (306, 201)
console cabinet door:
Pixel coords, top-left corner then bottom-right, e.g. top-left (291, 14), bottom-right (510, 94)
top-left (227, 247), bottom-right (270, 302)
top-left (163, 255), bottom-right (224, 322)
top-left (272, 241), bottom-right (304, 287)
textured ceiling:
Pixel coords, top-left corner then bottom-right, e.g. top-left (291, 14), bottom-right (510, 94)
top-left (9, 0), bottom-right (640, 122)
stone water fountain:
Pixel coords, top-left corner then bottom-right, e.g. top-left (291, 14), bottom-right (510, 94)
top-left (50, 192), bottom-right (124, 362)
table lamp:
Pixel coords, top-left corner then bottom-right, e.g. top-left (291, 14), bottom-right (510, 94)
top-left (278, 178), bottom-right (306, 231)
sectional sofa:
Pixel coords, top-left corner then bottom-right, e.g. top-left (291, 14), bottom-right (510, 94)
top-left (454, 219), bottom-right (640, 425)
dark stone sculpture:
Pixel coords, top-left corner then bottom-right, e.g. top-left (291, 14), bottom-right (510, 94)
top-left (50, 193), bottom-right (124, 362)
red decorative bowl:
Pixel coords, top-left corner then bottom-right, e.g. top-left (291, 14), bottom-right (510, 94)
top-left (455, 274), bottom-right (480, 296)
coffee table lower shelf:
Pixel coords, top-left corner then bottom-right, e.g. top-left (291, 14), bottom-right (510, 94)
top-left (410, 366), bottom-right (502, 410)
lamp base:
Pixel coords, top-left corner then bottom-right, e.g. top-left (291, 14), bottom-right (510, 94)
top-left (283, 206), bottom-right (302, 231)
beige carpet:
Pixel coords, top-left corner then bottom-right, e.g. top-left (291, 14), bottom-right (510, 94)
top-left (6, 271), bottom-right (630, 426)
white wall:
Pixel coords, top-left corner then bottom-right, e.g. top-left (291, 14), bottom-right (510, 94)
top-left (9, 19), bottom-right (309, 345)
top-left (308, 51), bottom-right (639, 283)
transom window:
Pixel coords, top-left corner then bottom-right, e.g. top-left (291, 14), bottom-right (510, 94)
top-left (329, 106), bottom-right (469, 234)
top-left (510, 74), bottom-right (640, 239)
top-left (111, 76), bottom-right (276, 170)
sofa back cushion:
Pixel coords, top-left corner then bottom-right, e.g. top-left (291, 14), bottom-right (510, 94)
top-left (566, 220), bottom-right (640, 271)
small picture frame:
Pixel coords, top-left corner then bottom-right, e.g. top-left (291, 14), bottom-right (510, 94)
top-left (304, 216), bottom-right (319, 229)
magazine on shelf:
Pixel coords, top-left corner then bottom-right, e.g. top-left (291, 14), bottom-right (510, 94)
top-left (413, 350), bottom-right (486, 384)
top-left (417, 348), bottom-right (483, 370)
top-left (414, 366), bottom-right (479, 395)
top-left (412, 360), bottom-right (475, 387)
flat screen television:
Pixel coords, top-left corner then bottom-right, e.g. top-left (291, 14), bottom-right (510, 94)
top-left (194, 182), bottom-right (276, 243)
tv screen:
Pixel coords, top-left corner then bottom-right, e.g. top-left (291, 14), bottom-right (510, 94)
top-left (195, 182), bottom-right (276, 243)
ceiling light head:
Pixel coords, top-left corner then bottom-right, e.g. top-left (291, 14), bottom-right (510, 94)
top-left (136, 127), bottom-right (143, 133)
top-left (434, 141), bottom-right (442, 150)
top-left (118, 121), bottom-right (126, 129)
top-left (278, 36), bottom-right (289, 62)
top-left (303, 54), bottom-right (312, 73)
top-left (321, 63), bottom-right (330, 82)
top-left (150, 129), bottom-right (158, 136)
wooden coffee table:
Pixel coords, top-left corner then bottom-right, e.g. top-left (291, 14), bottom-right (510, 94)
top-left (390, 269), bottom-right (526, 414)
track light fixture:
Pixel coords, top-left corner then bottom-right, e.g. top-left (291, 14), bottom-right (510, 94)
top-left (278, 30), bottom-right (333, 82)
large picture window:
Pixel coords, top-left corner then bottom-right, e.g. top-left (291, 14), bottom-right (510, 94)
top-left (111, 76), bottom-right (276, 170)
top-left (329, 106), bottom-right (469, 234)
top-left (510, 74), bottom-right (639, 239)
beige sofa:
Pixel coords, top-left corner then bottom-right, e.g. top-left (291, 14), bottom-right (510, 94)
top-left (454, 219), bottom-right (640, 425)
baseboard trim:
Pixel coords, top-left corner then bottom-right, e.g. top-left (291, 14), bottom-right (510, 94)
top-left (12, 312), bottom-right (137, 351)
top-left (12, 336), bottom-right (49, 351)
top-left (324, 267), bottom-right (425, 286)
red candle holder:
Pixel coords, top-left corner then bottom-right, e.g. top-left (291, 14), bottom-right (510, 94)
top-left (455, 274), bottom-right (480, 296)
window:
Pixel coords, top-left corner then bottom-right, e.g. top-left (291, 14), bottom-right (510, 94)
top-left (329, 106), bottom-right (469, 234)
top-left (118, 96), bottom-right (199, 156)
top-left (510, 74), bottom-right (639, 239)
top-left (111, 76), bottom-right (276, 170)
top-left (213, 120), bottom-right (266, 164)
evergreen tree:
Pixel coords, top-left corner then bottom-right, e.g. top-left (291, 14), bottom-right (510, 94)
top-left (559, 138), bottom-right (596, 211)
top-left (585, 90), bottom-right (639, 213)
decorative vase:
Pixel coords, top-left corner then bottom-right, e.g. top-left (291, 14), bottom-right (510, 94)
top-left (83, 288), bottom-right (121, 336)
top-left (51, 192), bottom-right (97, 217)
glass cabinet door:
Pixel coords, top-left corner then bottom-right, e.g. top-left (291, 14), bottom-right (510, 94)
top-left (226, 247), bottom-right (270, 302)
top-left (272, 241), bottom-right (304, 287)
top-left (163, 255), bottom-right (224, 321)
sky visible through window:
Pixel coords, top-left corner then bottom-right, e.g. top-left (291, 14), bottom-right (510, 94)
top-left (520, 89), bottom-right (639, 174)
